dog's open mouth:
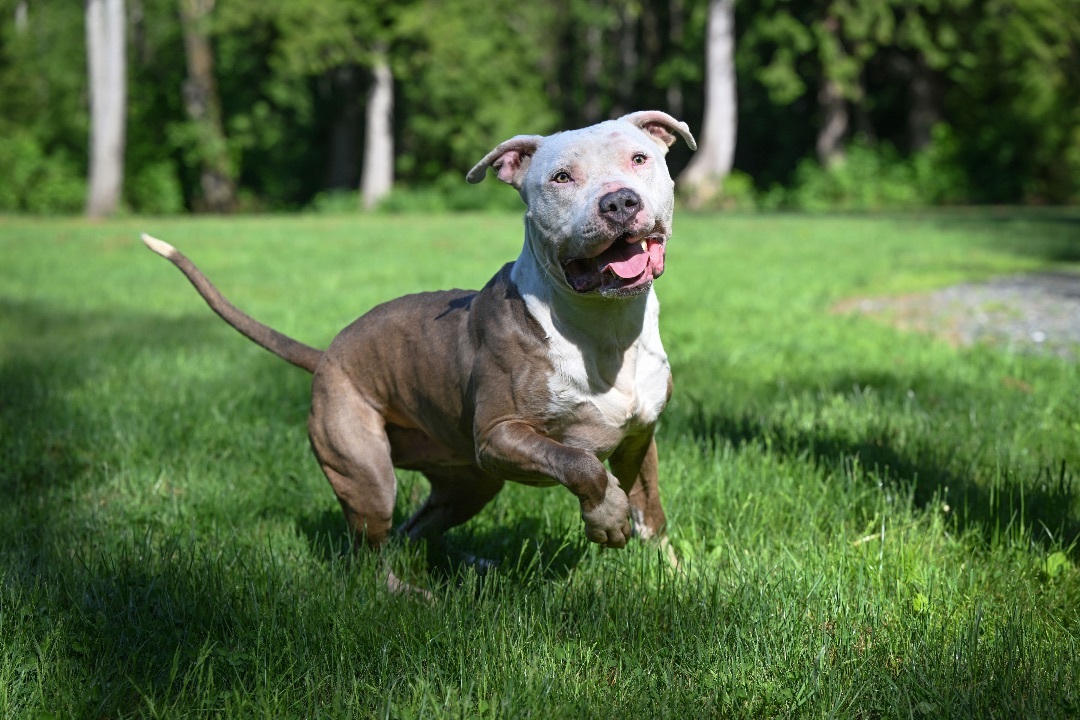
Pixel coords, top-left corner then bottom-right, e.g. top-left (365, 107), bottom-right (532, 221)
top-left (563, 233), bottom-right (666, 295)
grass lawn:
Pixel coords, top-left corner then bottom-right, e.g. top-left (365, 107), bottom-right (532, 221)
top-left (1, 209), bottom-right (1078, 718)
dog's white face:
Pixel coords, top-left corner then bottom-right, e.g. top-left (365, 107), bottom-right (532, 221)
top-left (467, 112), bottom-right (696, 299)
top-left (521, 121), bottom-right (676, 298)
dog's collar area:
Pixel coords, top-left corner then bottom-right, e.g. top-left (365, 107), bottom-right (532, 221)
top-left (562, 235), bottom-right (666, 295)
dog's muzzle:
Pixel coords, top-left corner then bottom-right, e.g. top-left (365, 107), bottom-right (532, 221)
top-left (562, 233), bottom-right (667, 296)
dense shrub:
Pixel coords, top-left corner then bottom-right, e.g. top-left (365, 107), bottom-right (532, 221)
top-left (127, 160), bottom-right (185, 215)
top-left (307, 173), bottom-right (524, 215)
top-left (0, 129), bottom-right (85, 214)
top-left (785, 144), bottom-right (921, 211)
top-left (379, 173), bottom-right (525, 214)
top-left (307, 189), bottom-right (363, 214)
top-left (679, 170), bottom-right (759, 211)
top-left (775, 127), bottom-right (970, 211)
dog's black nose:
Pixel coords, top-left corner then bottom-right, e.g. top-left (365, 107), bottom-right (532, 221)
top-left (598, 188), bottom-right (641, 226)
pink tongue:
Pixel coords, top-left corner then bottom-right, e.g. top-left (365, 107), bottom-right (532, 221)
top-left (600, 242), bottom-right (650, 279)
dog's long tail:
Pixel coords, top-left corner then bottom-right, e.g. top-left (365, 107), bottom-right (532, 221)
top-left (142, 234), bottom-right (323, 373)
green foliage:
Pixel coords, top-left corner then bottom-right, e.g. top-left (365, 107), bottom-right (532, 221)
top-left (942, 0), bottom-right (1080, 202)
top-left (910, 124), bottom-right (970, 204)
top-left (127, 161), bottom-right (185, 215)
top-left (1, 0), bottom-right (1079, 211)
top-left (380, 173), bottom-right (525, 213)
top-left (735, 0), bottom-right (1080, 203)
top-left (0, 0), bottom-right (87, 214)
top-left (1045, 551), bottom-right (1072, 580)
top-left (786, 143), bottom-right (921, 211)
top-left (0, 128), bottom-right (85, 214)
top-left (394, 0), bottom-right (558, 183)
top-left (307, 188), bottom-right (362, 214)
top-left (740, 0), bottom-right (900, 106)
top-left (308, 173), bottom-right (525, 214)
top-left (0, 0), bottom-right (87, 153)
top-left (216, 0), bottom-right (394, 76)
top-left (776, 127), bottom-right (969, 211)
top-left (679, 170), bottom-right (759, 211)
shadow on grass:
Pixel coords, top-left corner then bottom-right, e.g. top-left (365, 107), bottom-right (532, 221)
top-left (0, 302), bottom-right (297, 713)
top-left (428, 517), bottom-right (588, 584)
top-left (0, 301), bottom-right (241, 573)
top-left (676, 368), bottom-right (1080, 553)
top-left (0, 299), bottom-right (317, 527)
top-left (929, 208), bottom-right (1080, 264)
top-left (296, 502), bottom-right (587, 588)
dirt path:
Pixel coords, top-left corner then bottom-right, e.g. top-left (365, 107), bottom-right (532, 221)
top-left (835, 272), bottom-right (1080, 359)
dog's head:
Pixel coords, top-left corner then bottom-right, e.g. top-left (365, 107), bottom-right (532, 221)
top-left (468, 112), bottom-right (696, 298)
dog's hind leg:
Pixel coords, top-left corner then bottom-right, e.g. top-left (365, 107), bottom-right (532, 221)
top-left (399, 467), bottom-right (504, 542)
top-left (308, 370), bottom-right (398, 549)
top-left (308, 383), bottom-right (433, 596)
top-left (399, 467), bottom-right (504, 574)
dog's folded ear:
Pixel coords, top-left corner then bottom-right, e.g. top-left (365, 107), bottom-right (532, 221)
top-left (619, 111), bottom-right (697, 153)
top-left (467, 135), bottom-right (545, 189)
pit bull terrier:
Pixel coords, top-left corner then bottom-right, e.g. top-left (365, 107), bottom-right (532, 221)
top-left (143, 111), bottom-right (696, 564)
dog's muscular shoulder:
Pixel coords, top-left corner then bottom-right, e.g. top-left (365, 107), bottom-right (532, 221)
top-left (318, 264), bottom-right (553, 457)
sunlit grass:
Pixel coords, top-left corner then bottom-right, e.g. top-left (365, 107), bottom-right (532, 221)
top-left (1, 210), bottom-right (1078, 717)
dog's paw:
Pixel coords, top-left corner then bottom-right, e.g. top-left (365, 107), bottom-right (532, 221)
top-left (581, 474), bottom-right (631, 548)
top-left (386, 567), bottom-right (435, 604)
top-left (630, 511), bottom-right (679, 568)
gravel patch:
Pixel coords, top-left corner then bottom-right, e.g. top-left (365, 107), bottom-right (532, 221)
top-left (835, 272), bottom-right (1080, 359)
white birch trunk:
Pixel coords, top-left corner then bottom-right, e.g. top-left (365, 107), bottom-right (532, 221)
top-left (678, 0), bottom-right (736, 192)
top-left (15, 1), bottom-right (28, 32)
top-left (85, 0), bottom-right (127, 217)
top-left (359, 54), bottom-right (394, 211)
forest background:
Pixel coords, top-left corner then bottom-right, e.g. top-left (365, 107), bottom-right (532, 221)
top-left (2, 0), bottom-right (1079, 216)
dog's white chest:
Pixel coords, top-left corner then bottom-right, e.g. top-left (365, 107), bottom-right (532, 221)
top-left (520, 284), bottom-right (670, 453)
top-left (545, 327), bottom-right (669, 431)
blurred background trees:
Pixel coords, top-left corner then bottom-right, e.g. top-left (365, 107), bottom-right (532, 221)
top-left (0, 0), bottom-right (1077, 215)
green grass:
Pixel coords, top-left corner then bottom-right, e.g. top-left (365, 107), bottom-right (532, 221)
top-left (1, 210), bottom-right (1078, 718)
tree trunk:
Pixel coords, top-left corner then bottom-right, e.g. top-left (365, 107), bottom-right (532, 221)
top-left (359, 53), bottom-right (393, 211)
top-left (327, 66), bottom-right (360, 190)
top-left (908, 54), bottom-right (940, 152)
top-left (816, 76), bottom-right (847, 166)
top-left (678, 0), bottom-right (736, 192)
top-left (815, 17), bottom-right (848, 166)
top-left (178, 0), bottom-right (235, 213)
top-left (15, 1), bottom-right (28, 32)
top-left (85, 0), bottom-right (127, 218)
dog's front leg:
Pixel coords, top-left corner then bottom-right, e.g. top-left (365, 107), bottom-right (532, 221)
top-left (609, 430), bottom-right (678, 566)
top-left (476, 421), bottom-right (631, 548)
top-left (608, 430), bottom-right (667, 540)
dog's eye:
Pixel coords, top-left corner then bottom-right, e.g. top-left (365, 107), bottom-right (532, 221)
top-left (632, 153), bottom-right (648, 166)
top-left (552, 171), bottom-right (572, 184)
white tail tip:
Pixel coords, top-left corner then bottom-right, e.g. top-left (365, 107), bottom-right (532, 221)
top-left (141, 233), bottom-right (177, 258)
